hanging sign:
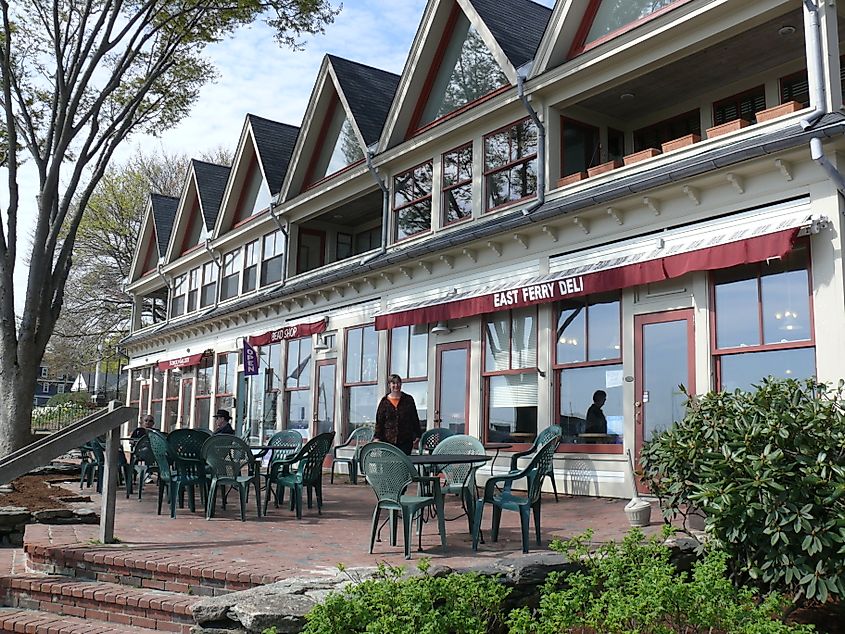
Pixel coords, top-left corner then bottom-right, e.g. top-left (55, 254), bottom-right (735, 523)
top-left (247, 318), bottom-right (327, 347)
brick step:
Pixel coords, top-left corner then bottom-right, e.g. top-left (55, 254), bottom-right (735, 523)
top-left (0, 574), bottom-right (199, 632)
top-left (0, 607), bottom-right (165, 633)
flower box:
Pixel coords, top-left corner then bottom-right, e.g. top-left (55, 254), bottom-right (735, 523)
top-left (587, 159), bottom-right (622, 178)
top-left (623, 148), bottom-right (661, 165)
top-left (661, 134), bottom-right (700, 153)
top-left (557, 171), bottom-right (588, 187)
top-left (755, 100), bottom-right (804, 123)
top-left (706, 118), bottom-right (750, 139)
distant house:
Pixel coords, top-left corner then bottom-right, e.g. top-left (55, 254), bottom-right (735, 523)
top-left (33, 365), bottom-right (74, 407)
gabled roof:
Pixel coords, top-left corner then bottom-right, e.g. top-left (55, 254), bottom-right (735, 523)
top-left (192, 160), bottom-right (231, 230)
top-left (247, 114), bottom-right (300, 195)
top-left (150, 194), bottom-right (178, 257)
top-left (327, 55), bottom-right (401, 147)
top-left (379, 0), bottom-right (552, 149)
top-left (280, 54), bottom-right (400, 200)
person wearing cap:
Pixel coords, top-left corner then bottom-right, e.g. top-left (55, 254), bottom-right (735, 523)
top-left (213, 409), bottom-right (235, 435)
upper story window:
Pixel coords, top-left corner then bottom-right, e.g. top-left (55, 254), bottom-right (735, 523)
top-left (40, 366), bottom-right (48, 378)
top-left (575, 0), bottom-right (684, 54)
top-left (242, 239), bottom-right (259, 293)
top-left (393, 161), bottom-right (433, 241)
top-left (171, 274), bottom-right (186, 317)
top-left (140, 289), bottom-right (167, 328)
top-left (261, 229), bottom-right (285, 287)
top-left (713, 86), bottom-right (766, 126)
top-left (416, 12), bottom-right (508, 129)
top-left (187, 267), bottom-right (199, 313)
top-left (633, 109), bottom-right (700, 153)
top-left (199, 261), bottom-right (217, 308)
top-left (220, 248), bottom-right (241, 301)
top-left (484, 118), bottom-right (538, 211)
top-left (561, 117), bottom-right (600, 178)
top-left (442, 144), bottom-right (473, 225)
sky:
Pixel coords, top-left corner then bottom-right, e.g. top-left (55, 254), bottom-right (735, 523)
top-left (10, 0), bottom-right (555, 314)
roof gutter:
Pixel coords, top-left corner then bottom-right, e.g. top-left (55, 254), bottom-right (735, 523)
top-left (269, 199), bottom-right (290, 285)
top-left (362, 149), bottom-right (389, 265)
top-left (518, 69), bottom-right (545, 217)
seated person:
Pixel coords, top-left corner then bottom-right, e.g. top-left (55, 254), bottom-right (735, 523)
top-left (213, 409), bottom-right (235, 435)
top-left (585, 390), bottom-right (608, 434)
top-left (130, 415), bottom-right (156, 440)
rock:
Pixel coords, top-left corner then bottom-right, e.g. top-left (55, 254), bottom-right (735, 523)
top-left (0, 507), bottom-right (32, 524)
top-left (32, 509), bottom-right (74, 521)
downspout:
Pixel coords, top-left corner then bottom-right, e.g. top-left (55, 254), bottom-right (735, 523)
top-left (203, 239), bottom-right (223, 309)
top-left (518, 69), bottom-right (546, 217)
top-left (268, 198), bottom-right (290, 284)
top-left (154, 264), bottom-right (172, 324)
top-left (810, 138), bottom-right (845, 196)
top-left (800, 0), bottom-right (827, 130)
top-left (362, 149), bottom-right (389, 265)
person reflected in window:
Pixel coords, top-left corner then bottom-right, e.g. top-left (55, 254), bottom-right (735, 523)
top-left (585, 390), bottom-right (608, 434)
top-left (375, 374), bottom-right (422, 455)
top-left (213, 409), bottom-right (235, 435)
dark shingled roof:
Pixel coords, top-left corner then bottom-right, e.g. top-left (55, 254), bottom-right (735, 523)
top-left (149, 194), bottom-right (178, 258)
top-left (246, 114), bottom-right (300, 195)
top-left (469, 0), bottom-right (552, 69)
top-left (192, 160), bottom-right (231, 230)
top-left (327, 55), bottom-right (400, 147)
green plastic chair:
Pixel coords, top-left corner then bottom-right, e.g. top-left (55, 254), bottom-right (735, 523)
top-left (508, 424), bottom-right (563, 501)
top-left (202, 435), bottom-right (261, 521)
top-left (262, 430), bottom-right (303, 503)
top-left (432, 434), bottom-right (485, 534)
top-left (359, 442), bottom-right (446, 560)
top-left (472, 434), bottom-right (560, 553)
top-left (127, 434), bottom-right (158, 500)
top-left (265, 431), bottom-right (335, 518)
top-left (147, 430), bottom-right (207, 518)
top-left (79, 440), bottom-right (131, 495)
top-left (418, 427), bottom-right (455, 454)
top-left (330, 427), bottom-right (374, 484)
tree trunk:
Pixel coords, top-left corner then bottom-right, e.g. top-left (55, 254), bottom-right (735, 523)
top-left (0, 362), bottom-right (36, 456)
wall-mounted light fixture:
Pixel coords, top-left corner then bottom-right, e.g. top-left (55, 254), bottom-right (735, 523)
top-left (430, 321), bottom-right (451, 335)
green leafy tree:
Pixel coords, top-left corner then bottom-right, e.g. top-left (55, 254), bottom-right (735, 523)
top-left (0, 0), bottom-right (338, 455)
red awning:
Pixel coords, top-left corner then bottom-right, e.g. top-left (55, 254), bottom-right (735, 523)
top-left (248, 318), bottom-right (327, 347)
top-left (157, 352), bottom-right (206, 371)
top-left (375, 227), bottom-right (799, 330)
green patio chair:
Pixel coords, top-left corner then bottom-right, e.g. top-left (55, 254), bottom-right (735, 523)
top-left (127, 434), bottom-right (158, 500)
top-left (472, 434), bottom-right (559, 554)
top-left (330, 426), bottom-right (374, 484)
top-left (202, 435), bottom-right (261, 521)
top-left (79, 439), bottom-right (131, 495)
top-left (359, 442), bottom-right (446, 560)
top-left (147, 430), bottom-right (207, 518)
top-left (508, 424), bottom-right (563, 501)
top-left (265, 431), bottom-right (334, 518)
top-left (432, 434), bottom-right (485, 534)
top-left (417, 427), bottom-right (455, 454)
top-left (260, 430), bottom-right (303, 506)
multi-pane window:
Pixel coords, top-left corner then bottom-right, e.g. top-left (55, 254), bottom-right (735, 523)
top-left (345, 325), bottom-right (379, 433)
top-left (633, 110), bottom-right (701, 152)
top-left (286, 337), bottom-right (312, 440)
top-left (220, 249), bottom-right (241, 301)
top-left (246, 342), bottom-right (281, 443)
top-left (215, 352), bottom-right (237, 419)
top-left (164, 370), bottom-right (179, 432)
top-left (139, 290), bottom-right (167, 328)
top-left (561, 117), bottom-right (600, 177)
top-left (713, 86), bottom-right (766, 126)
top-left (195, 356), bottom-right (213, 429)
top-left (442, 145), bottom-right (472, 225)
top-left (200, 262), bottom-right (218, 308)
top-left (187, 267), bottom-right (199, 312)
top-left (555, 294), bottom-right (623, 448)
top-left (393, 162), bottom-right (432, 241)
top-left (484, 119), bottom-right (538, 211)
top-left (171, 274), bottom-right (186, 317)
top-left (261, 230), bottom-right (285, 287)
top-left (390, 325), bottom-right (428, 422)
top-left (150, 367), bottom-right (164, 427)
top-left (484, 307), bottom-right (538, 443)
top-left (242, 240), bottom-right (259, 293)
top-left (581, 0), bottom-right (680, 48)
top-left (712, 244), bottom-right (815, 392)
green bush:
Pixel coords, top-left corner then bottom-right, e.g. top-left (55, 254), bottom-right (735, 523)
top-left (640, 378), bottom-right (845, 604)
top-left (46, 391), bottom-right (91, 406)
top-left (507, 528), bottom-right (814, 634)
top-left (302, 560), bottom-right (510, 634)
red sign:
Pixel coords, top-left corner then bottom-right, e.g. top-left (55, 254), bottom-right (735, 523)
top-left (157, 352), bottom-right (206, 372)
top-left (247, 318), bottom-right (327, 347)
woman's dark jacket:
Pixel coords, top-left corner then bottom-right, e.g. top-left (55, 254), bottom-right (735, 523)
top-left (375, 392), bottom-right (422, 455)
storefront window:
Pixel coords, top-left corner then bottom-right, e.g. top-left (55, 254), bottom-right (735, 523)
top-left (484, 307), bottom-right (537, 443)
top-left (713, 244), bottom-right (815, 391)
top-left (214, 352), bottom-right (237, 417)
top-left (555, 294), bottom-right (623, 448)
top-left (194, 356), bottom-right (213, 429)
top-left (345, 324), bottom-right (378, 433)
top-left (390, 325), bottom-right (428, 421)
top-left (286, 337), bottom-right (312, 439)
top-left (164, 369), bottom-right (179, 432)
top-left (150, 367), bottom-right (164, 428)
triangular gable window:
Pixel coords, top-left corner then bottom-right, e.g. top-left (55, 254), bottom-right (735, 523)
top-left (235, 161), bottom-right (273, 224)
top-left (417, 12), bottom-right (508, 129)
top-left (575, 0), bottom-right (682, 53)
top-left (308, 100), bottom-right (364, 185)
top-left (178, 199), bottom-right (206, 257)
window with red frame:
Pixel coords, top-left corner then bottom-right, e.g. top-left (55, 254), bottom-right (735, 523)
top-left (389, 325), bottom-right (428, 422)
top-left (344, 324), bottom-right (378, 434)
top-left (554, 293), bottom-right (623, 452)
top-left (712, 243), bottom-right (815, 392)
top-left (214, 352), bottom-right (237, 418)
top-left (572, 0), bottom-right (684, 55)
top-left (393, 162), bottom-right (432, 241)
top-left (194, 356), bottom-right (213, 429)
top-left (442, 144), bottom-right (473, 225)
top-left (164, 369), bottom-right (179, 432)
top-left (285, 337), bottom-right (312, 440)
top-left (484, 119), bottom-right (538, 211)
top-left (149, 366), bottom-right (164, 425)
top-left (483, 307), bottom-right (538, 443)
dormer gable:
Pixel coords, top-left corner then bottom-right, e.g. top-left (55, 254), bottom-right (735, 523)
top-left (128, 194), bottom-right (177, 284)
top-left (282, 55), bottom-right (399, 200)
top-left (166, 159), bottom-right (231, 262)
top-left (214, 114), bottom-right (299, 236)
top-left (381, 0), bottom-right (551, 148)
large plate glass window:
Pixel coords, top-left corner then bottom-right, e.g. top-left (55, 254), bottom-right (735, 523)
top-left (344, 324), bottom-right (379, 434)
top-left (390, 325), bottom-right (428, 422)
top-left (286, 337), bottom-right (313, 440)
top-left (194, 355), bottom-right (213, 429)
top-left (215, 352), bottom-right (237, 415)
top-left (712, 243), bottom-right (815, 391)
top-left (484, 118), bottom-right (538, 211)
top-left (393, 162), bottom-right (432, 241)
top-left (164, 370), bottom-right (179, 432)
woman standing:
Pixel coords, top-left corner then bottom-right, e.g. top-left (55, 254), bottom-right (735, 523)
top-left (375, 374), bottom-right (422, 455)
